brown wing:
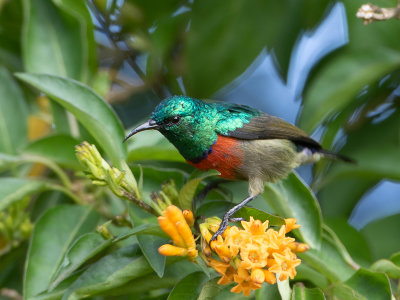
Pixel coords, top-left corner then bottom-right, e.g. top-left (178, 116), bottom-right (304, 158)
top-left (222, 114), bottom-right (322, 150)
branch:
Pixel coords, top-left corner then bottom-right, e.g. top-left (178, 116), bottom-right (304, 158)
top-left (356, 3), bottom-right (400, 24)
top-left (122, 190), bottom-right (158, 216)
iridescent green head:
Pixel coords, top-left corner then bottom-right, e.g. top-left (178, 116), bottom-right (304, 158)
top-left (124, 96), bottom-right (257, 161)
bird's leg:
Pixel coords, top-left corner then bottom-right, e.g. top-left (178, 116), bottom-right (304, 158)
top-left (210, 194), bottom-right (257, 243)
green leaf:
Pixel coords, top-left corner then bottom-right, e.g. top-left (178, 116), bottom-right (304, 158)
top-left (15, 73), bottom-right (126, 167)
top-left (233, 207), bottom-right (285, 226)
top-left (318, 113), bottom-right (400, 218)
top-left (50, 232), bottom-right (112, 290)
top-left (299, 235), bottom-right (355, 283)
top-left (371, 259), bottom-right (400, 279)
top-left (62, 244), bottom-right (153, 299)
top-left (361, 214), bottom-right (400, 260)
top-left (390, 251), bottom-right (400, 266)
top-left (318, 177), bottom-right (379, 218)
top-left (295, 263), bottom-right (329, 289)
top-left (0, 67), bottom-right (28, 154)
top-left (127, 128), bottom-right (184, 162)
top-left (114, 223), bottom-right (168, 243)
top-left (178, 170), bottom-right (220, 210)
top-left (300, 47), bottom-right (400, 132)
top-left (194, 256), bottom-right (211, 278)
top-left (196, 201), bottom-right (233, 219)
top-left (23, 135), bottom-right (81, 169)
top-left (263, 172), bottom-right (322, 249)
top-left (128, 205), bottom-right (167, 278)
top-left (184, 1), bottom-right (311, 97)
top-left (256, 283), bottom-right (280, 299)
top-left (334, 268), bottom-right (392, 300)
top-left (24, 205), bottom-right (100, 299)
top-left (0, 177), bottom-right (46, 211)
top-left (324, 218), bottom-right (372, 266)
top-left (22, 0), bottom-right (95, 81)
top-left (167, 271), bottom-right (209, 300)
top-left (137, 234), bottom-right (167, 278)
top-left (197, 277), bottom-right (225, 300)
top-left (291, 284), bottom-right (325, 300)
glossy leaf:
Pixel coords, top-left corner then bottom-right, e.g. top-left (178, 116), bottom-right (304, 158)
top-left (15, 73), bottom-right (126, 167)
top-left (167, 271), bottom-right (209, 300)
top-left (324, 218), bottom-right (372, 266)
top-left (62, 244), bottom-right (153, 299)
top-left (128, 205), bottom-right (168, 278)
top-left (334, 268), bottom-right (392, 300)
top-left (50, 232), bottom-right (112, 290)
top-left (23, 135), bottom-right (81, 169)
top-left (137, 234), bottom-right (167, 278)
top-left (319, 177), bottom-right (379, 218)
top-left (299, 235), bottom-right (355, 283)
top-left (127, 130), bottom-right (184, 163)
top-left (318, 113), bottom-right (400, 218)
top-left (390, 251), bottom-right (400, 266)
top-left (361, 214), bottom-right (400, 260)
top-left (300, 47), bottom-right (400, 132)
top-left (256, 283), bottom-right (280, 300)
top-left (24, 205), bottom-right (100, 299)
top-left (371, 259), bottom-right (400, 279)
top-left (295, 263), bottom-right (329, 289)
top-left (0, 177), bottom-right (46, 211)
top-left (291, 284), bottom-right (325, 300)
top-left (22, 0), bottom-right (95, 81)
top-left (178, 170), bottom-right (220, 210)
top-left (263, 172), bottom-right (322, 249)
top-left (0, 67), bottom-right (28, 154)
top-left (197, 278), bottom-right (225, 300)
top-left (233, 207), bottom-right (285, 226)
top-left (184, 1), bottom-right (326, 97)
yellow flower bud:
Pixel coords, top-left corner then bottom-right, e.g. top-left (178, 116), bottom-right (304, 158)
top-left (182, 209), bottom-right (194, 227)
top-left (289, 242), bottom-right (310, 253)
top-left (176, 221), bottom-right (195, 249)
top-left (157, 216), bottom-right (185, 247)
top-left (158, 244), bottom-right (187, 256)
top-left (262, 269), bottom-right (276, 284)
top-left (251, 268), bottom-right (265, 284)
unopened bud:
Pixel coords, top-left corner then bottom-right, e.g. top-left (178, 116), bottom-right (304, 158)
top-left (251, 268), bottom-right (265, 284)
top-left (158, 244), bottom-right (187, 256)
top-left (289, 242), bottom-right (309, 253)
top-left (182, 210), bottom-right (194, 227)
top-left (263, 269), bottom-right (276, 284)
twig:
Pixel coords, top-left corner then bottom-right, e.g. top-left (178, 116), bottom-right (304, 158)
top-left (356, 2), bottom-right (400, 24)
top-left (122, 190), bottom-right (158, 216)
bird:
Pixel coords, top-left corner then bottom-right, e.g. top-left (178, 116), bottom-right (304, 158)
top-left (124, 95), bottom-right (352, 241)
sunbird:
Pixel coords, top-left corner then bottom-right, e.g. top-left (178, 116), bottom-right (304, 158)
top-left (124, 96), bottom-right (352, 241)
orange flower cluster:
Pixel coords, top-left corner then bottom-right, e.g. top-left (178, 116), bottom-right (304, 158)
top-left (157, 205), bottom-right (198, 259)
top-left (201, 217), bottom-right (308, 296)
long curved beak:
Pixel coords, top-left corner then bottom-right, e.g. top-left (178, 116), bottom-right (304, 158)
top-left (123, 119), bottom-right (159, 142)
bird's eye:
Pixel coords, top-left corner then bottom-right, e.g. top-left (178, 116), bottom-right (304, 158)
top-left (171, 116), bottom-right (180, 124)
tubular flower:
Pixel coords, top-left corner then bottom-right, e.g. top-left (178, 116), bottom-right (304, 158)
top-left (157, 205), bottom-right (198, 260)
top-left (200, 216), bottom-right (307, 296)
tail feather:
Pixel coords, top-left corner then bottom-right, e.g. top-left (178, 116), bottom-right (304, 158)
top-left (318, 149), bottom-right (356, 164)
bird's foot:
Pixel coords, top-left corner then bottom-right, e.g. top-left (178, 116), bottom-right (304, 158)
top-left (208, 194), bottom-right (257, 245)
top-left (209, 214), bottom-right (230, 244)
top-left (209, 216), bottom-right (245, 244)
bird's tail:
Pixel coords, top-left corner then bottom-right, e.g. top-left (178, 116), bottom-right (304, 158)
top-left (318, 149), bottom-right (356, 164)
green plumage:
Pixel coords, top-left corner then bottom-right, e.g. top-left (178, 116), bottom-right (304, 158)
top-left (151, 96), bottom-right (261, 161)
